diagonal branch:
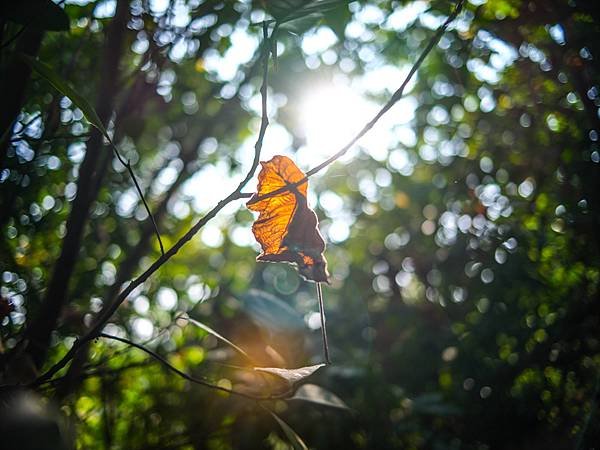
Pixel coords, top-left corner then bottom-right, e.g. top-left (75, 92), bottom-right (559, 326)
top-left (96, 333), bottom-right (292, 400)
top-left (31, 22), bottom-right (273, 387)
top-left (306, 0), bottom-right (464, 177)
top-left (240, 0), bottom-right (465, 202)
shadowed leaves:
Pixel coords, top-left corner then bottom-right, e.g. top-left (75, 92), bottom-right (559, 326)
top-left (291, 383), bottom-right (349, 410)
top-left (254, 363), bottom-right (325, 386)
top-left (268, 410), bottom-right (309, 450)
top-left (0, 0), bottom-right (70, 31)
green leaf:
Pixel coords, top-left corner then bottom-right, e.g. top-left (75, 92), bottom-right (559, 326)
top-left (269, 411), bottom-right (308, 450)
top-left (323, 2), bottom-right (351, 41)
top-left (0, 0), bottom-right (69, 31)
top-left (242, 289), bottom-right (306, 333)
top-left (290, 384), bottom-right (349, 410)
top-left (254, 364), bottom-right (325, 385)
top-left (183, 316), bottom-right (250, 360)
top-left (16, 53), bottom-right (108, 139)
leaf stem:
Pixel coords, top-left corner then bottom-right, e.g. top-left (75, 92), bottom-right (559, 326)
top-left (0, 25), bottom-right (27, 50)
top-left (316, 282), bottom-right (330, 365)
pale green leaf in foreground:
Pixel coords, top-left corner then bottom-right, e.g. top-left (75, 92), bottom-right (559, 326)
top-left (183, 316), bottom-right (250, 360)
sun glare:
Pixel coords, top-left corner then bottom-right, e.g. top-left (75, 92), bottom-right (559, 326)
top-left (297, 79), bottom-right (416, 167)
top-left (297, 83), bottom-right (378, 167)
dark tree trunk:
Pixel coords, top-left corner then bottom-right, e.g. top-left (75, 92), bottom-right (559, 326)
top-left (24, 0), bottom-right (131, 368)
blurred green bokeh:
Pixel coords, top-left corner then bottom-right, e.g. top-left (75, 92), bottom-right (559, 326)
top-left (1, 0), bottom-right (599, 449)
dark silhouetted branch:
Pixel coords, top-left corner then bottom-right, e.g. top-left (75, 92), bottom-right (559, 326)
top-left (31, 22), bottom-right (272, 387)
top-left (0, 28), bottom-right (44, 162)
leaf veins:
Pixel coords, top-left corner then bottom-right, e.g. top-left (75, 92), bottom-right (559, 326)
top-left (247, 155), bottom-right (328, 282)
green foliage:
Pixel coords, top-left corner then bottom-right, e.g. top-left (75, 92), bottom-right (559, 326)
top-left (1, 0), bottom-right (600, 449)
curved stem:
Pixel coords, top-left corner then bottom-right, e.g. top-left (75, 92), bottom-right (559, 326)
top-left (0, 25), bottom-right (27, 50)
top-left (250, 0), bottom-right (465, 203)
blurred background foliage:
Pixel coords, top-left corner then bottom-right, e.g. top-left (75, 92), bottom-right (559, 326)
top-left (1, 0), bottom-right (600, 448)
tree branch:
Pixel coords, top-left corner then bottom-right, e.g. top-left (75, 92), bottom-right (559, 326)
top-left (0, 25), bottom-right (27, 50)
top-left (109, 139), bottom-right (165, 255)
top-left (31, 21), bottom-right (273, 387)
top-left (248, 0), bottom-right (465, 203)
top-left (0, 27), bottom-right (44, 163)
top-left (22, 0), bottom-right (132, 368)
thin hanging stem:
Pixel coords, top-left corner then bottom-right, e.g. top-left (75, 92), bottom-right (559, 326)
top-left (108, 138), bottom-right (165, 255)
top-left (0, 25), bottom-right (26, 50)
top-left (316, 282), bottom-right (330, 365)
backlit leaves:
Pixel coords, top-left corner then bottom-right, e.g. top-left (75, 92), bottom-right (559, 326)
top-left (247, 155), bottom-right (329, 282)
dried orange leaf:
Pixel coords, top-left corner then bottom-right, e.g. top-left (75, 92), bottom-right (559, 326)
top-left (247, 155), bottom-right (328, 282)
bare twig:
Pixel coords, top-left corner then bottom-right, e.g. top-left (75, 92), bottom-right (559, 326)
top-left (108, 138), bottom-right (165, 255)
top-left (98, 332), bottom-right (239, 396)
top-left (30, 22), bottom-right (272, 387)
top-left (37, 361), bottom-right (154, 388)
top-left (10, 132), bottom-right (92, 143)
